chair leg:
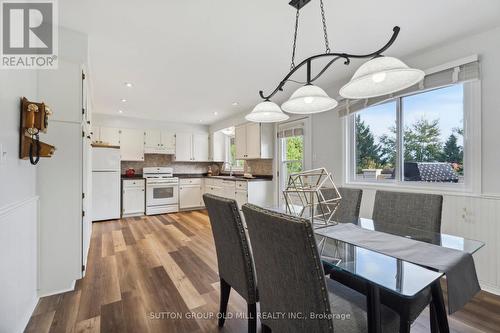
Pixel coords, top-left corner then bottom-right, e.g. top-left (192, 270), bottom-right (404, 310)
top-left (261, 323), bottom-right (272, 333)
top-left (399, 311), bottom-right (411, 333)
top-left (218, 278), bottom-right (231, 327)
top-left (429, 303), bottom-right (438, 333)
top-left (247, 303), bottom-right (257, 333)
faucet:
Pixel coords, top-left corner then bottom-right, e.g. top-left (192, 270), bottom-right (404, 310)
top-left (223, 162), bottom-right (233, 176)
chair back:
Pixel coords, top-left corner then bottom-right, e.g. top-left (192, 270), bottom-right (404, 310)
top-left (372, 190), bottom-right (443, 233)
top-left (242, 204), bottom-right (333, 333)
top-left (203, 194), bottom-right (257, 303)
top-left (320, 187), bottom-right (363, 223)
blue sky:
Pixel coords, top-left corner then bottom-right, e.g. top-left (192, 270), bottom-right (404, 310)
top-left (358, 84), bottom-right (464, 146)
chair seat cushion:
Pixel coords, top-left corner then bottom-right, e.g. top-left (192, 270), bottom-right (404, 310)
top-left (327, 279), bottom-right (399, 333)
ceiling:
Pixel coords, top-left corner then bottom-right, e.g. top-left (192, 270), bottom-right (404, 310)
top-left (59, 0), bottom-right (500, 125)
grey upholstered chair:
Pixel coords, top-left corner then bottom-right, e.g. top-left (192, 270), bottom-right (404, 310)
top-left (242, 203), bottom-right (399, 333)
top-left (372, 190), bottom-right (443, 233)
top-left (203, 194), bottom-right (257, 333)
top-left (333, 187), bottom-right (363, 222)
top-left (331, 190), bottom-right (443, 332)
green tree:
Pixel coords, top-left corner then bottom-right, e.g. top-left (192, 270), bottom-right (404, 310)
top-left (404, 117), bottom-right (442, 162)
top-left (442, 133), bottom-right (463, 163)
top-left (286, 136), bottom-right (304, 174)
top-left (355, 115), bottom-right (382, 172)
top-left (379, 124), bottom-right (397, 167)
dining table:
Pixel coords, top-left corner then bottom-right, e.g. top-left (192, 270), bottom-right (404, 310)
top-left (264, 207), bottom-right (485, 333)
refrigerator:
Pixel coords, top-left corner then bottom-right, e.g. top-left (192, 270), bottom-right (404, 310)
top-left (92, 146), bottom-right (121, 221)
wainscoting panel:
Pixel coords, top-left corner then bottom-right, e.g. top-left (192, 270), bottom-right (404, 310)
top-left (0, 196), bottom-right (39, 333)
top-left (355, 188), bottom-right (500, 294)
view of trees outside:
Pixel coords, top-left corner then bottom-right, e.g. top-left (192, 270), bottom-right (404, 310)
top-left (355, 84), bottom-right (464, 179)
top-left (283, 136), bottom-right (304, 174)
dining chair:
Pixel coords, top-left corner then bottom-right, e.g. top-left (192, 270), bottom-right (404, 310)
top-left (335, 187), bottom-right (363, 222)
top-left (330, 190), bottom-right (443, 332)
top-left (242, 203), bottom-right (399, 333)
top-left (203, 194), bottom-right (258, 333)
top-left (372, 190), bottom-right (443, 233)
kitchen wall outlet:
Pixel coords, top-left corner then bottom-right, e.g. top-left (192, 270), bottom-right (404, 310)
top-left (0, 144), bottom-right (6, 165)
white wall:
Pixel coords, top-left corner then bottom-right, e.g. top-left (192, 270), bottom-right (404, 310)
top-left (0, 71), bottom-right (39, 332)
top-left (311, 26), bottom-right (500, 294)
top-left (93, 113), bottom-right (209, 133)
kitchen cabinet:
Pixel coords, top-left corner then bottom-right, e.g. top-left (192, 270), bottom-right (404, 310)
top-left (235, 122), bottom-right (274, 159)
top-left (175, 132), bottom-right (209, 161)
top-left (235, 189), bottom-right (248, 209)
top-left (210, 131), bottom-right (226, 162)
top-left (93, 126), bottom-right (120, 146)
top-left (144, 130), bottom-right (176, 154)
top-left (205, 178), bottom-right (274, 210)
top-left (120, 129), bottom-right (145, 161)
top-left (179, 178), bottom-right (203, 209)
top-left (122, 179), bottom-right (145, 217)
top-left (222, 180), bottom-right (236, 200)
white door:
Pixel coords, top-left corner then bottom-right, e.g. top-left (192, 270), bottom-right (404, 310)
top-left (175, 132), bottom-right (193, 161)
top-left (99, 127), bottom-right (121, 146)
top-left (161, 131), bottom-right (176, 154)
top-left (123, 186), bottom-right (145, 216)
top-left (144, 129), bottom-right (161, 152)
top-left (120, 129), bottom-right (144, 161)
top-left (246, 123), bottom-right (261, 159)
top-left (235, 125), bottom-right (247, 159)
top-left (193, 133), bottom-right (209, 161)
top-left (179, 185), bottom-right (202, 209)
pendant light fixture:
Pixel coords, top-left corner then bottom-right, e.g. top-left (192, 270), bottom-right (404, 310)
top-left (245, 100), bottom-right (289, 123)
top-left (339, 56), bottom-right (425, 99)
top-left (245, 0), bottom-right (424, 123)
top-left (281, 84), bottom-right (338, 114)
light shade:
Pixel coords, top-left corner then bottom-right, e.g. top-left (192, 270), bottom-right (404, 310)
top-left (281, 85), bottom-right (338, 114)
top-left (339, 56), bottom-right (425, 99)
top-left (245, 101), bottom-right (289, 123)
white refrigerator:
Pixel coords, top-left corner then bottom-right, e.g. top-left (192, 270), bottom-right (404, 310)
top-left (92, 146), bottom-right (121, 221)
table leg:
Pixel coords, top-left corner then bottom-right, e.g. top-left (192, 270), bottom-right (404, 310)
top-left (366, 283), bottom-right (382, 333)
top-left (430, 280), bottom-right (450, 333)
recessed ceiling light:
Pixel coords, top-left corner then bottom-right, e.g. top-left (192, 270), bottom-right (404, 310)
top-left (125, 82), bottom-right (133, 88)
top-left (121, 98), bottom-right (127, 103)
top-left (118, 110), bottom-right (123, 114)
top-left (213, 111), bottom-right (218, 116)
top-left (232, 102), bottom-right (239, 106)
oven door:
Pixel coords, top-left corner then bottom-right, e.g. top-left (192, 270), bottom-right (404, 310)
top-left (147, 182), bottom-right (178, 207)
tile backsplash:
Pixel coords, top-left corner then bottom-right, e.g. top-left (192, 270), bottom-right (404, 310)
top-left (121, 154), bottom-right (274, 176)
top-left (121, 154), bottom-right (220, 175)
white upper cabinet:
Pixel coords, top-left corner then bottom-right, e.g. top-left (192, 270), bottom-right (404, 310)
top-left (235, 123), bottom-right (274, 159)
top-left (98, 127), bottom-right (121, 146)
top-left (120, 129), bottom-right (145, 161)
top-left (210, 131), bottom-right (225, 162)
top-left (235, 125), bottom-right (247, 160)
top-left (193, 134), bottom-right (209, 161)
top-left (175, 132), bottom-right (209, 162)
top-left (161, 131), bottom-right (176, 154)
top-left (144, 129), bottom-right (161, 152)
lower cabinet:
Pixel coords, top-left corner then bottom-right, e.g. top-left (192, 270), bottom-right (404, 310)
top-left (235, 189), bottom-right (248, 209)
top-left (122, 179), bottom-right (145, 217)
top-left (179, 178), bottom-right (204, 209)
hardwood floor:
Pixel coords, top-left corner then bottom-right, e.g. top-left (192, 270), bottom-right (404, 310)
top-left (25, 211), bottom-right (500, 333)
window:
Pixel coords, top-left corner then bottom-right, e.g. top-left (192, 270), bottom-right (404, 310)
top-left (278, 121), bottom-right (305, 195)
top-left (348, 83), bottom-right (476, 188)
top-left (228, 136), bottom-right (244, 169)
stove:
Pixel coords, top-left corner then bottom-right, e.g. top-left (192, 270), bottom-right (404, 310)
top-left (143, 167), bottom-right (179, 215)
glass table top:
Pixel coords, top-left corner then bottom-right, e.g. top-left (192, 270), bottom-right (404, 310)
top-left (316, 235), bottom-right (443, 297)
top-left (314, 217), bottom-right (485, 255)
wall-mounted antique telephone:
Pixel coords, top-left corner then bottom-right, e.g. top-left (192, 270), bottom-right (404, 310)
top-left (19, 97), bottom-right (56, 165)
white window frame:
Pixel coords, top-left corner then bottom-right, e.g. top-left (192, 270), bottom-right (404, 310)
top-left (223, 135), bottom-right (244, 172)
top-left (344, 80), bottom-right (481, 195)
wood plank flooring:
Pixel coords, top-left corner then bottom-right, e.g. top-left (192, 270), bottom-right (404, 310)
top-left (25, 211), bottom-right (500, 333)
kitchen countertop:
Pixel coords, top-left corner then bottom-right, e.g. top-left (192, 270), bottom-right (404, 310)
top-left (121, 174), bottom-right (144, 179)
top-left (175, 173), bottom-right (273, 182)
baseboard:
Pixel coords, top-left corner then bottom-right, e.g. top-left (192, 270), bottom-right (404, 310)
top-left (18, 297), bottom-right (39, 333)
top-left (480, 281), bottom-right (500, 296)
top-left (37, 279), bottom-right (76, 298)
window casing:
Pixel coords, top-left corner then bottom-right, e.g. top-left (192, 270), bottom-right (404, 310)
top-left (346, 80), bottom-right (481, 193)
